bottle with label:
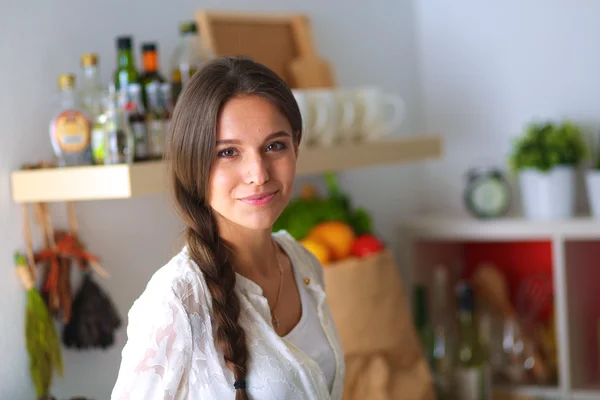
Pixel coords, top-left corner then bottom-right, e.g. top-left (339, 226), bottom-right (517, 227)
top-left (430, 265), bottom-right (456, 400)
top-left (79, 53), bottom-right (107, 165)
top-left (127, 83), bottom-right (149, 162)
top-left (146, 81), bottom-right (167, 160)
top-left (114, 36), bottom-right (139, 95)
top-left (139, 42), bottom-right (165, 109)
top-left (454, 282), bottom-right (492, 400)
top-left (49, 74), bottom-right (92, 167)
top-left (104, 88), bottom-right (134, 165)
top-left (170, 21), bottom-right (214, 102)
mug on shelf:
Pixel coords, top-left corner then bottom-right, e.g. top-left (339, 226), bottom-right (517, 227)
top-left (307, 88), bottom-right (356, 147)
top-left (353, 86), bottom-right (406, 141)
top-left (292, 89), bottom-right (329, 148)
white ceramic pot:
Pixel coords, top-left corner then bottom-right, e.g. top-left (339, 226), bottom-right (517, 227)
top-left (518, 166), bottom-right (576, 220)
top-left (586, 171), bottom-right (600, 218)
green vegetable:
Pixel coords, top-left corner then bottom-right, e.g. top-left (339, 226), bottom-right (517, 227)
top-left (350, 208), bottom-right (373, 235)
top-left (273, 173), bottom-right (373, 239)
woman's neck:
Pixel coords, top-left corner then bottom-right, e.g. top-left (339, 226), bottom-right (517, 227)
top-left (218, 220), bottom-right (278, 279)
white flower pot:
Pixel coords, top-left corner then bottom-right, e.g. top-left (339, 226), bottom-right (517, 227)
top-left (586, 171), bottom-right (600, 218)
top-left (518, 166), bottom-right (576, 220)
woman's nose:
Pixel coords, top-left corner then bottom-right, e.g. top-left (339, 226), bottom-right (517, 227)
top-left (243, 154), bottom-right (269, 185)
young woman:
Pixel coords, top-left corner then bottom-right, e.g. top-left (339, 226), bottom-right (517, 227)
top-left (111, 56), bottom-right (345, 400)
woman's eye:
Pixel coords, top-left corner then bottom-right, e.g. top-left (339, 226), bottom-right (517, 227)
top-left (266, 142), bottom-right (286, 152)
top-left (217, 148), bottom-right (238, 158)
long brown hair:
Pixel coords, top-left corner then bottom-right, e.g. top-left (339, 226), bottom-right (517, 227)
top-left (165, 56), bottom-right (302, 399)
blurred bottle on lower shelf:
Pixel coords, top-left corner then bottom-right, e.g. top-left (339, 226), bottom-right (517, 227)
top-left (455, 281), bottom-right (492, 400)
top-left (430, 265), bottom-right (456, 400)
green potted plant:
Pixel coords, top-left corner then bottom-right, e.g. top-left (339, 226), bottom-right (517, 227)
top-left (508, 120), bottom-right (587, 219)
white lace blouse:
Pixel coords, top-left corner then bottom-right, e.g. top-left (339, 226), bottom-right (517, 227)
top-left (110, 230), bottom-right (346, 400)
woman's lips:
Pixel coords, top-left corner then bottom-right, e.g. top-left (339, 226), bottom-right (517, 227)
top-left (239, 191), bottom-right (278, 206)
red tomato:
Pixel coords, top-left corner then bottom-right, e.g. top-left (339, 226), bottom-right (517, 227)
top-left (351, 234), bottom-right (384, 258)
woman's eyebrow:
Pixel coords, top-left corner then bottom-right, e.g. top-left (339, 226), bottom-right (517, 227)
top-left (216, 131), bottom-right (292, 146)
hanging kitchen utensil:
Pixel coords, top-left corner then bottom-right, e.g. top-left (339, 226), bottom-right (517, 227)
top-left (16, 203), bottom-right (64, 400)
top-left (61, 202), bottom-right (121, 350)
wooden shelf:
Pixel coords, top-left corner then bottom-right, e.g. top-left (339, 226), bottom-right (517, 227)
top-left (493, 384), bottom-right (561, 399)
top-left (11, 135), bottom-right (442, 203)
top-left (400, 214), bottom-right (600, 241)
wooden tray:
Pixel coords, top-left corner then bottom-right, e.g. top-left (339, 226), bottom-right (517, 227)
top-left (195, 10), bottom-right (335, 88)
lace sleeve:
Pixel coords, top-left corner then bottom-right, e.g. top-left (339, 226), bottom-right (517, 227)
top-left (111, 290), bottom-right (192, 400)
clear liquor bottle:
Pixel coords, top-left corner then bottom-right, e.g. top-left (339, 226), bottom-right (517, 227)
top-left (79, 53), bottom-right (107, 165)
top-left (103, 87), bottom-right (134, 165)
top-left (49, 74), bottom-right (92, 167)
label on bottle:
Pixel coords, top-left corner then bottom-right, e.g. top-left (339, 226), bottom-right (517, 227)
top-left (132, 121), bottom-right (149, 159)
top-left (52, 110), bottom-right (91, 153)
top-left (148, 119), bottom-right (165, 158)
top-left (455, 367), bottom-right (490, 400)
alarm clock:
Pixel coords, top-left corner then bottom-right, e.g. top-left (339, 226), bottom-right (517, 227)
top-left (464, 167), bottom-right (511, 219)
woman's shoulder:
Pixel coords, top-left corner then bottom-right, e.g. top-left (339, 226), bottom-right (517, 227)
top-left (273, 230), bottom-right (325, 287)
top-left (131, 246), bottom-right (209, 316)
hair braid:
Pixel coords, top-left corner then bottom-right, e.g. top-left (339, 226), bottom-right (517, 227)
top-left (176, 182), bottom-right (249, 399)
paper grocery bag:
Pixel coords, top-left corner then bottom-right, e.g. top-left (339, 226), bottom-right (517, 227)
top-left (323, 249), bottom-right (421, 356)
top-left (323, 249), bottom-right (434, 400)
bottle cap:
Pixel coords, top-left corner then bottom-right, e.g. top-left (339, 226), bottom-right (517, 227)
top-left (80, 53), bottom-right (99, 67)
top-left (141, 42), bottom-right (157, 53)
top-left (179, 21), bottom-right (198, 35)
top-left (57, 74), bottom-right (76, 90)
top-left (116, 36), bottom-right (133, 50)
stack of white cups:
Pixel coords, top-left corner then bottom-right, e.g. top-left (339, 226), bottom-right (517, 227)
top-left (292, 86), bottom-right (406, 148)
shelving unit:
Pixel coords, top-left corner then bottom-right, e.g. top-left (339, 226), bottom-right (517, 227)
top-left (398, 214), bottom-right (600, 400)
top-left (10, 135), bottom-right (442, 203)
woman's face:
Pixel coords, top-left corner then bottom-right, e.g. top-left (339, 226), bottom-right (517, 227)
top-left (208, 95), bottom-right (299, 233)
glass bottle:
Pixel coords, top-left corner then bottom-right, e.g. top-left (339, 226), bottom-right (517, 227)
top-left (454, 282), bottom-right (492, 400)
top-left (104, 88), bottom-right (134, 165)
top-left (170, 21), bottom-right (214, 102)
top-left (160, 82), bottom-right (173, 137)
top-left (49, 74), bottom-right (92, 167)
top-left (139, 42), bottom-right (165, 108)
top-left (146, 81), bottom-right (167, 160)
top-left (430, 265), bottom-right (456, 400)
top-left (127, 83), bottom-right (149, 162)
top-left (114, 36), bottom-right (139, 94)
top-left (413, 285), bottom-right (433, 361)
top-left (79, 53), bottom-right (107, 165)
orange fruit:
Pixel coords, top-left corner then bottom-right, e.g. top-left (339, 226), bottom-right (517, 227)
top-left (307, 221), bottom-right (356, 261)
top-left (300, 238), bottom-right (331, 265)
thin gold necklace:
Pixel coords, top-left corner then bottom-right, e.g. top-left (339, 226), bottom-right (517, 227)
top-left (270, 240), bottom-right (284, 329)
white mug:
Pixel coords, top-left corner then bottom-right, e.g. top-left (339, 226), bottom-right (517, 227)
top-left (355, 86), bottom-right (405, 140)
top-left (292, 89), bottom-right (329, 148)
top-left (308, 89), bottom-right (355, 146)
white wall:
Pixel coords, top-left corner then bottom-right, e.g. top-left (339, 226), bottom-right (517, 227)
top-left (0, 0), bottom-right (422, 398)
top-left (414, 0), bottom-right (600, 216)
